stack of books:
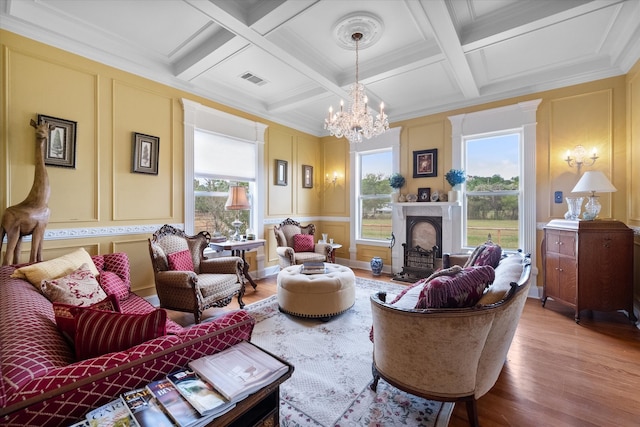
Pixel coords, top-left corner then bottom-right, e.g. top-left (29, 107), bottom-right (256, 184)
top-left (70, 341), bottom-right (289, 427)
top-left (300, 262), bottom-right (326, 275)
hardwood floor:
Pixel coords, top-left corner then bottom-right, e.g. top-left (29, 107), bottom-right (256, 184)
top-left (192, 269), bottom-right (640, 427)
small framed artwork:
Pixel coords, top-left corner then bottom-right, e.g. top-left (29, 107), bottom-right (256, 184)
top-left (413, 149), bottom-right (438, 178)
top-left (418, 187), bottom-right (431, 202)
top-left (302, 165), bottom-right (313, 188)
top-left (275, 159), bottom-right (288, 186)
top-left (38, 114), bottom-right (77, 168)
top-left (132, 132), bottom-right (159, 175)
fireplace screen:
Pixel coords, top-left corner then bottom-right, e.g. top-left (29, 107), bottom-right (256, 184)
top-left (393, 215), bottom-right (442, 282)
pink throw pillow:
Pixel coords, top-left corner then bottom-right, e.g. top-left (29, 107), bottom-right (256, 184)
top-left (417, 265), bottom-right (495, 309)
top-left (53, 294), bottom-right (121, 344)
top-left (73, 308), bottom-right (167, 360)
top-left (167, 249), bottom-right (194, 271)
top-left (293, 234), bottom-right (315, 252)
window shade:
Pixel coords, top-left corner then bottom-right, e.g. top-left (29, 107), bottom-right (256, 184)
top-left (194, 130), bottom-right (256, 181)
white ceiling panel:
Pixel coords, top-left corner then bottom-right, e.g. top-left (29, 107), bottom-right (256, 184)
top-left (1, 0), bottom-right (638, 136)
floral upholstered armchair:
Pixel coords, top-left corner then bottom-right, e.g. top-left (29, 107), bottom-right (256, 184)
top-left (273, 218), bottom-right (332, 268)
top-left (148, 224), bottom-right (245, 323)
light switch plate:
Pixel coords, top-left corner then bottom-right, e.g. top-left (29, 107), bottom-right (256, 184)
top-left (554, 191), bottom-right (563, 203)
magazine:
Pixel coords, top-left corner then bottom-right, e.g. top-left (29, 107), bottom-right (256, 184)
top-left (122, 387), bottom-right (174, 427)
top-left (167, 369), bottom-right (235, 417)
top-left (85, 397), bottom-right (137, 427)
top-left (147, 379), bottom-right (202, 427)
top-left (300, 261), bottom-right (326, 275)
top-left (188, 341), bottom-right (289, 402)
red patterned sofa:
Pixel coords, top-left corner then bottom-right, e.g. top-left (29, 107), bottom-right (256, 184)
top-left (0, 252), bottom-right (255, 426)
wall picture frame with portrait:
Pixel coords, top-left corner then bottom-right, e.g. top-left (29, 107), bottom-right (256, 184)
top-left (302, 164), bottom-right (313, 188)
top-left (413, 148), bottom-right (438, 178)
top-left (38, 114), bottom-right (77, 168)
top-left (132, 132), bottom-right (159, 174)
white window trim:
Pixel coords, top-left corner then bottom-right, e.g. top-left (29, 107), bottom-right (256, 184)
top-left (350, 127), bottom-right (402, 247)
top-left (182, 99), bottom-right (267, 236)
top-left (449, 100), bottom-right (541, 285)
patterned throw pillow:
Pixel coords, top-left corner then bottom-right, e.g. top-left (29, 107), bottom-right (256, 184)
top-left (167, 249), bottom-right (194, 271)
top-left (293, 234), bottom-right (315, 252)
top-left (53, 294), bottom-right (121, 344)
top-left (417, 265), bottom-right (495, 309)
top-left (464, 242), bottom-right (502, 268)
top-left (73, 308), bottom-right (167, 360)
top-left (41, 263), bottom-right (107, 306)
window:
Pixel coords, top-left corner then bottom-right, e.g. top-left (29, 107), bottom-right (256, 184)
top-left (358, 149), bottom-right (393, 240)
top-left (350, 127), bottom-right (401, 246)
top-left (449, 100), bottom-right (540, 259)
top-left (464, 132), bottom-right (521, 250)
top-left (182, 99), bottom-right (267, 236)
top-left (193, 130), bottom-right (254, 237)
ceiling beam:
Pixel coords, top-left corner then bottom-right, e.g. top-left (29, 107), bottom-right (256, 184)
top-left (411, 0), bottom-right (480, 99)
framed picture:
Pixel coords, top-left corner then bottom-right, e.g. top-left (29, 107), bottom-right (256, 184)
top-left (38, 114), bottom-right (77, 168)
top-left (418, 187), bottom-right (431, 202)
top-left (132, 132), bottom-right (159, 175)
top-left (275, 159), bottom-right (288, 186)
top-left (413, 149), bottom-right (438, 178)
top-left (302, 165), bottom-right (313, 188)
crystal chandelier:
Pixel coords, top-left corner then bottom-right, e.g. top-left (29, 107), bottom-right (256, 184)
top-left (324, 32), bottom-right (389, 143)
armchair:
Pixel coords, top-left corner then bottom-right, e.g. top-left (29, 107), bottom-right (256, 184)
top-left (148, 224), bottom-right (245, 323)
top-left (273, 218), bottom-right (332, 268)
top-left (369, 253), bottom-right (532, 426)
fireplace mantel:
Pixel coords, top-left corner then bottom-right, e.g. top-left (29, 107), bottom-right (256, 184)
top-left (391, 202), bottom-right (462, 274)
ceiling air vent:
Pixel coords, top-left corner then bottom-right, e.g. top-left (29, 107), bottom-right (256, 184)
top-left (240, 72), bottom-right (267, 86)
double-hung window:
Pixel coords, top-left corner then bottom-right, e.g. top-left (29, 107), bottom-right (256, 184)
top-left (193, 130), bottom-right (255, 237)
top-left (463, 132), bottom-right (521, 250)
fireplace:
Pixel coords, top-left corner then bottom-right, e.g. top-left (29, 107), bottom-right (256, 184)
top-left (394, 216), bottom-right (442, 281)
top-left (391, 202), bottom-right (462, 276)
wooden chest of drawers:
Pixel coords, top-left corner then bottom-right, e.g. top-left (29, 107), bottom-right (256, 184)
top-left (542, 219), bottom-right (636, 323)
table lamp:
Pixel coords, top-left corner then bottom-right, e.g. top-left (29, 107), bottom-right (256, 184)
top-left (571, 171), bottom-right (616, 220)
top-left (225, 185), bottom-right (250, 240)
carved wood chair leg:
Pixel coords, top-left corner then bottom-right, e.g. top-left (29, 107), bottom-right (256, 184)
top-left (370, 363), bottom-right (380, 391)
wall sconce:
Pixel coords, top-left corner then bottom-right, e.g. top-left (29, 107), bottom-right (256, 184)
top-left (326, 171), bottom-right (340, 185)
top-left (564, 145), bottom-right (598, 173)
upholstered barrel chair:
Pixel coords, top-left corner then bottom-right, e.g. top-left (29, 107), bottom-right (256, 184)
top-left (370, 253), bottom-right (532, 427)
top-left (273, 218), bottom-right (332, 268)
top-left (148, 224), bottom-right (245, 323)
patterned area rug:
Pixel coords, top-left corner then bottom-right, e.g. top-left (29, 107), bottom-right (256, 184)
top-left (246, 277), bottom-right (454, 427)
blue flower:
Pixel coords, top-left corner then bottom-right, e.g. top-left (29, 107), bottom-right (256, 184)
top-left (389, 173), bottom-right (405, 189)
top-left (445, 169), bottom-right (466, 187)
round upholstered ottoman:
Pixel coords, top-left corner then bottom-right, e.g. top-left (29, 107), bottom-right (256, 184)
top-left (277, 263), bottom-right (356, 319)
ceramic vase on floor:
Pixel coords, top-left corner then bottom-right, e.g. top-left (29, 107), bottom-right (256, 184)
top-left (370, 257), bottom-right (383, 276)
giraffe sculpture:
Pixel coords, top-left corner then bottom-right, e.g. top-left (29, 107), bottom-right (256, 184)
top-left (1, 119), bottom-right (55, 265)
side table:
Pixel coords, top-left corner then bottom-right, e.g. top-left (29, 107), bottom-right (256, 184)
top-left (328, 243), bottom-right (342, 263)
top-left (208, 239), bottom-right (266, 289)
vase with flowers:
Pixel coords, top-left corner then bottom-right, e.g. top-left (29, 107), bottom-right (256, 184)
top-left (389, 173), bottom-right (405, 203)
top-left (445, 169), bottom-right (466, 202)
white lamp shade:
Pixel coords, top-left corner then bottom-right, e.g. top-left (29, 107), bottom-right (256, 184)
top-left (225, 186), bottom-right (250, 210)
top-left (571, 171), bottom-right (617, 194)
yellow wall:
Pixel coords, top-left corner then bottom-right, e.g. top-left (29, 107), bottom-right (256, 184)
top-left (2, 30), bottom-right (638, 299)
top-left (331, 72), bottom-right (637, 284)
top-left (0, 30), bottom-right (323, 295)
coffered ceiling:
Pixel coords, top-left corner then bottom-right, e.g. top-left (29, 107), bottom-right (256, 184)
top-left (1, 0), bottom-right (639, 136)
